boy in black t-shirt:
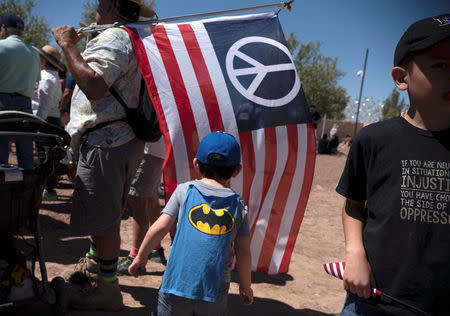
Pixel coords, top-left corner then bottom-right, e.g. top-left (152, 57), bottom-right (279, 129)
top-left (337, 14), bottom-right (450, 316)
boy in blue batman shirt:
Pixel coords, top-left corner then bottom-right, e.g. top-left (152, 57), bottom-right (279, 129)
top-left (129, 131), bottom-right (253, 315)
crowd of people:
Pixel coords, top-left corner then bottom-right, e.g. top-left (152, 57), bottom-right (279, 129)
top-left (0, 1), bottom-right (449, 315)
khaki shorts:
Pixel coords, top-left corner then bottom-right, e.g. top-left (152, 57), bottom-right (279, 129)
top-left (70, 138), bottom-right (145, 236)
top-left (129, 154), bottom-right (164, 198)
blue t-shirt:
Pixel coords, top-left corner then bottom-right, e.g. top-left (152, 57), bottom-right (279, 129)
top-left (65, 73), bottom-right (76, 90)
top-left (161, 180), bottom-right (249, 302)
top-left (0, 35), bottom-right (40, 98)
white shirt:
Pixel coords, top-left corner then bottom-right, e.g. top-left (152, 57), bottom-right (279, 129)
top-left (32, 69), bottom-right (61, 119)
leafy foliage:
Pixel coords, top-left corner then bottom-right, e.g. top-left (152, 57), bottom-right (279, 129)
top-left (286, 33), bottom-right (349, 119)
top-left (382, 88), bottom-right (408, 120)
top-left (0, 0), bottom-right (50, 47)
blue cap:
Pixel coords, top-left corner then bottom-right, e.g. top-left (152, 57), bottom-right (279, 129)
top-left (0, 13), bottom-right (24, 31)
top-left (196, 131), bottom-right (241, 167)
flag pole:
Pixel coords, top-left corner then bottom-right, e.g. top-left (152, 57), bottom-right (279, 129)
top-left (76, 0), bottom-right (295, 33)
top-left (353, 48), bottom-right (369, 137)
top-left (323, 263), bottom-right (432, 316)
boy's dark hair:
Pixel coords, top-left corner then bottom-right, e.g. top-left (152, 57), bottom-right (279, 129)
top-left (198, 153), bottom-right (239, 181)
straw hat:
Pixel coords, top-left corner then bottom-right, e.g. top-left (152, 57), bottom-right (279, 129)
top-left (33, 45), bottom-right (65, 73)
top-left (129, 0), bottom-right (155, 18)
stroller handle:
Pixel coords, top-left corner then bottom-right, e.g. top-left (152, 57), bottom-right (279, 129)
top-left (0, 131), bottom-right (66, 147)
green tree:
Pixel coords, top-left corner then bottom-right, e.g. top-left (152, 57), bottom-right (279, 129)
top-left (382, 88), bottom-right (407, 120)
top-left (286, 33), bottom-right (349, 119)
top-left (0, 0), bottom-right (50, 47)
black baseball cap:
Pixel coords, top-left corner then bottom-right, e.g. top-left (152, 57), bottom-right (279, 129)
top-left (0, 13), bottom-right (25, 31)
top-left (394, 13), bottom-right (450, 66)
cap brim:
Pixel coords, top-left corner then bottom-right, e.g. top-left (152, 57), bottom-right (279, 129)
top-left (139, 6), bottom-right (156, 18)
top-left (128, 0), bottom-right (155, 18)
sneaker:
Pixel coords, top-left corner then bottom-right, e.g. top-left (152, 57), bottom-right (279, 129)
top-left (149, 247), bottom-right (167, 266)
top-left (42, 189), bottom-right (58, 201)
top-left (116, 256), bottom-right (146, 276)
top-left (70, 278), bottom-right (124, 311)
top-left (64, 253), bottom-right (100, 281)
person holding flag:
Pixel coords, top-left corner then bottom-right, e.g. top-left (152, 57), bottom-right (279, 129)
top-left (52, 0), bottom-right (155, 311)
top-left (337, 14), bottom-right (450, 315)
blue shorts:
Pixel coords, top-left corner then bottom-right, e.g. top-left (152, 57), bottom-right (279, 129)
top-left (155, 282), bottom-right (229, 316)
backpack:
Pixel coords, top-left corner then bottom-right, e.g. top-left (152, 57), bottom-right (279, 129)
top-left (82, 78), bottom-right (162, 142)
top-left (109, 78), bottom-right (162, 142)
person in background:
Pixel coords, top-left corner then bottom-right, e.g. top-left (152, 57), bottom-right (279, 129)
top-left (337, 135), bottom-right (352, 155)
top-left (328, 124), bottom-right (339, 154)
top-left (31, 44), bottom-right (65, 200)
top-left (0, 13), bottom-right (40, 169)
top-left (32, 45), bottom-right (64, 123)
top-left (117, 138), bottom-right (167, 275)
top-left (309, 105), bottom-right (321, 132)
top-left (317, 134), bottom-right (330, 154)
top-left (59, 73), bottom-right (75, 127)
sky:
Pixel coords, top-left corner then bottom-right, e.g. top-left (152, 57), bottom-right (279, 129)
top-left (33, 0), bottom-right (450, 104)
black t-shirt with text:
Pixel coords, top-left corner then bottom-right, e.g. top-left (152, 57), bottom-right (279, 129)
top-left (337, 116), bottom-right (450, 315)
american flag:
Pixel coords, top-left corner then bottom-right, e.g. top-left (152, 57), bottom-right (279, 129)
top-left (125, 12), bottom-right (316, 274)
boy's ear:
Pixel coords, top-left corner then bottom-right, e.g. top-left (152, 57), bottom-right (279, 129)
top-left (392, 66), bottom-right (409, 91)
top-left (193, 157), bottom-right (199, 168)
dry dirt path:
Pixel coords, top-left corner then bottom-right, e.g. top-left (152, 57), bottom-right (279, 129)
top-left (37, 154), bottom-right (347, 315)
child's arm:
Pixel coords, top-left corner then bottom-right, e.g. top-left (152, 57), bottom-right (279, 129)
top-left (128, 213), bottom-right (175, 277)
top-left (342, 198), bottom-right (375, 299)
top-left (234, 236), bottom-right (253, 305)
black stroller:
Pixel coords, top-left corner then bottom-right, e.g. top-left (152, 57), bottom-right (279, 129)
top-left (0, 111), bottom-right (71, 315)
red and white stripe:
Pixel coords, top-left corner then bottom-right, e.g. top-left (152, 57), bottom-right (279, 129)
top-left (125, 14), bottom-right (315, 274)
top-left (324, 261), bottom-right (381, 297)
top-left (324, 261), bottom-right (346, 280)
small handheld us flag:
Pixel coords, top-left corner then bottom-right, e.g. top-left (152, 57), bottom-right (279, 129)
top-left (323, 262), bottom-right (432, 316)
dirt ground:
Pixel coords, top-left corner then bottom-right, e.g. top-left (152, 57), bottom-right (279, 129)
top-left (34, 153), bottom-right (348, 316)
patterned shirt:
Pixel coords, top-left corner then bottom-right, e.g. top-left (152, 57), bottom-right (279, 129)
top-left (67, 27), bottom-right (141, 149)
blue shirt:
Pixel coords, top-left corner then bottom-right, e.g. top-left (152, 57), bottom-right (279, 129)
top-left (65, 73), bottom-right (75, 90)
top-left (0, 35), bottom-right (40, 98)
top-left (161, 180), bottom-right (249, 302)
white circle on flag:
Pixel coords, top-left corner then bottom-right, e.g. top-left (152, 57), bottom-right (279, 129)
top-left (225, 36), bottom-right (300, 108)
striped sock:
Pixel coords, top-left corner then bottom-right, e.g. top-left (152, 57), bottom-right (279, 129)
top-left (98, 256), bottom-right (118, 283)
top-left (88, 236), bottom-right (99, 262)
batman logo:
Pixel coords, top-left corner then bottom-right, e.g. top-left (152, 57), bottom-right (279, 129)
top-left (188, 203), bottom-right (235, 235)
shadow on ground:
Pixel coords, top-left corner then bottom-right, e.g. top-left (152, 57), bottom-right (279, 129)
top-left (39, 197), bottom-right (73, 214)
top-left (231, 270), bottom-right (294, 286)
top-left (229, 294), bottom-right (337, 315)
top-left (67, 285), bottom-right (337, 316)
